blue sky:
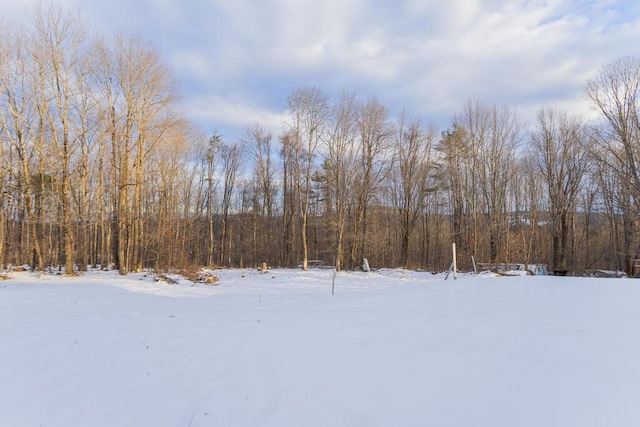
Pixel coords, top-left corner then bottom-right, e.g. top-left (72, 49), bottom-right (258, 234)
top-left (3, 0), bottom-right (640, 142)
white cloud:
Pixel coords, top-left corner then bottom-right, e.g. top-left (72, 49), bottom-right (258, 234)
top-left (187, 94), bottom-right (287, 141)
top-left (2, 0), bottom-right (639, 136)
top-left (172, 0), bottom-right (640, 133)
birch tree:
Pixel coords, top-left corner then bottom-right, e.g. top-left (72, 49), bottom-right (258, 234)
top-left (286, 86), bottom-right (329, 270)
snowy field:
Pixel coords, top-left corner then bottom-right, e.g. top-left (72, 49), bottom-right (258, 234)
top-left (1, 268), bottom-right (640, 427)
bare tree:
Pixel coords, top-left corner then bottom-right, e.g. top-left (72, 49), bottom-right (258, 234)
top-left (92, 32), bottom-right (179, 274)
top-left (286, 86), bottom-right (329, 270)
top-left (8, 4), bottom-right (640, 275)
top-left (0, 29), bottom-right (6, 269)
top-left (436, 124), bottom-right (471, 260)
top-left (593, 147), bottom-right (627, 271)
top-left (323, 91), bottom-right (359, 271)
top-left (90, 35), bottom-right (123, 272)
top-left (0, 37), bottom-right (6, 268)
top-left (530, 108), bottom-right (590, 273)
top-left (148, 119), bottom-right (194, 269)
top-left (280, 131), bottom-right (298, 267)
top-left (0, 27), bottom-right (46, 271)
top-left (202, 133), bottom-right (221, 267)
top-left (450, 101), bottom-right (484, 262)
top-left (219, 141), bottom-right (242, 266)
top-left (351, 97), bottom-right (393, 268)
top-left (577, 174), bottom-right (600, 271)
top-left (31, 5), bottom-right (90, 274)
top-left (452, 100), bottom-right (521, 263)
top-left (389, 114), bottom-right (438, 267)
top-left (71, 34), bottom-right (100, 272)
top-left (244, 124), bottom-right (275, 266)
top-left (517, 156), bottom-right (546, 268)
top-left (586, 56), bottom-right (640, 272)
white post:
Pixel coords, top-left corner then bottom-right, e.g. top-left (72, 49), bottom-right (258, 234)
top-left (362, 257), bottom-right (370, 272)
top-left (452, 243), bottom-right (457, 280)
top-left (332, 268), bottom-right (337, 295)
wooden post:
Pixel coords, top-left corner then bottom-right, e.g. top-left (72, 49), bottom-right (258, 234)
top-left (452, 243), bottom-right (457, 280)
top-left (445, 262), bottom-right (454, 280)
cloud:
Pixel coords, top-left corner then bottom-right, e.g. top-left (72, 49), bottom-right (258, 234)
top-left (187, 94), bottom-right (287, 142)
top-left (3, 0), bottom-right (640, 137)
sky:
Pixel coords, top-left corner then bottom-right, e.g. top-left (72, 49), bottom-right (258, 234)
top-left (3, 0), bottom-right (640, 142)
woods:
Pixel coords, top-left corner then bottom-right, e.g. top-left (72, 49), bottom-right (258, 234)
top-left (2, 7), bottom-right (640, 275)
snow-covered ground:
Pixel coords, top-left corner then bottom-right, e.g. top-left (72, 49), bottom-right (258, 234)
top-left (1, 268), bottom-right (639, 426)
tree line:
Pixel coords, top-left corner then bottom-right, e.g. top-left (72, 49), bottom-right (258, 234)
top-left (2, 7), bottom-right (640, 275)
